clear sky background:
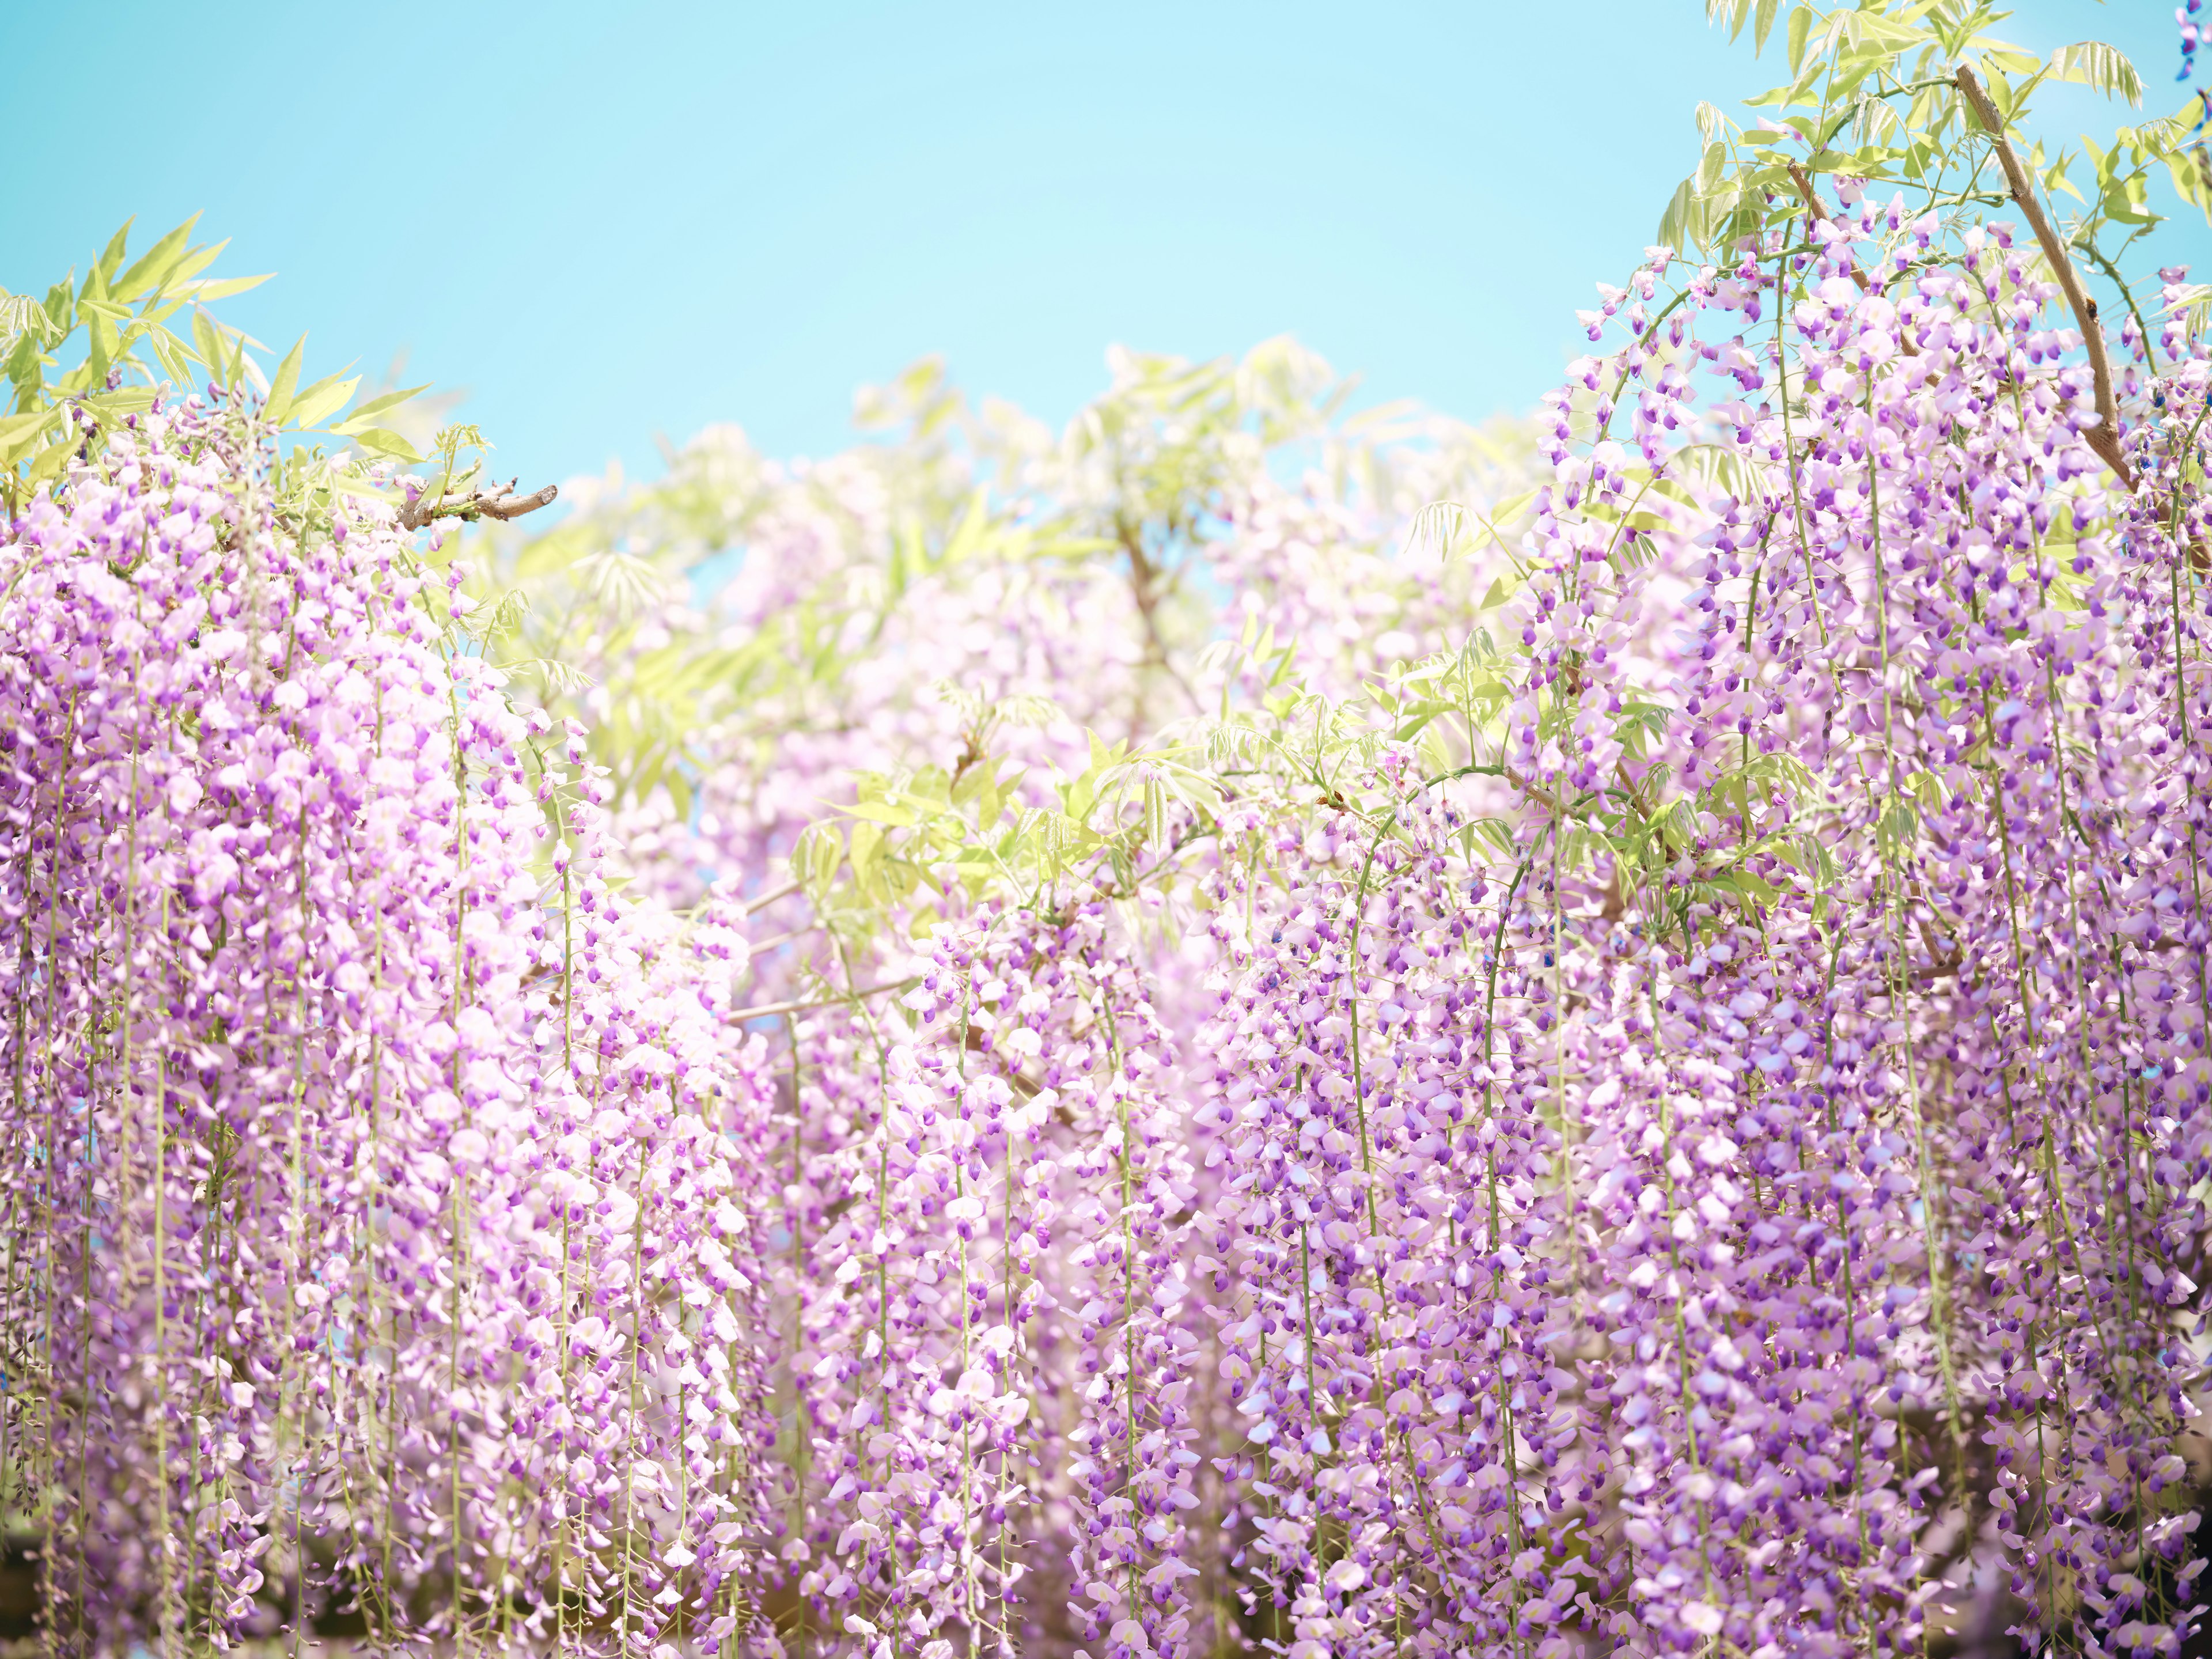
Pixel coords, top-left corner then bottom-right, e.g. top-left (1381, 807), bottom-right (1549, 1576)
top-left (3, 3), bottom-right (2203, 491)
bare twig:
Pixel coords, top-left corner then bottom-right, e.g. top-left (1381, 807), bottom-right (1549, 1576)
top-left (747, 923), bottom-right (822, 953)
top-left (399, 475), bottom-right (560, 532)
top-left (1786, 163), bottom-right (1919, 357)
top-left (1505, 766), bottom-right (1574, 819)
top-left (728, 978), bottom-right (917, 1025)
top-left (960, 1026), bottom-right (1065, 1114)
top-left (1114, 517), bottom-right (1201, 728)
top-left (1953, 64), bottom-right (2137, 491)
top-left (1787, 164), bottom-right (1874, 296)
top-left (478, 483), bottom-right (560, 521)
top-left (737, 875), bottom-right (804, 916)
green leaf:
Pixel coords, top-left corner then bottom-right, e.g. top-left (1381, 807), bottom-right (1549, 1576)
top-left (339, 382), bottom-right (430, 426)
top-left (1752, 0), bottom-right (1781, 54)
top-left (286, 370), bottom-right (360, 432)
top-left (1846, 10), bottom-right (1927, 52)
top-left (1720, 870), bottom-right (1779, 908)
top-left (92, 221), bottom-right (133, 289)
top-left (143, 322), bottom-right (196, 387)
top-left (1657, 175), bottom-right (1698, 255)
top-left (84, 305), bottom-right (116, 384)
top-left (159, 240), bottom-right (228, 293)
top-left (844, 800), bottom-right (917, 827)
top-left (1695, 139), bottom-right (1729, 194)
top-left (111, 215), bottom-right (201, 302)
top-left (84, 389), bottom-right (155, 419)
top-left (940, 487), bottom-right (994, 566)
top-left (190, 310), bottom-right (226, 381)
top-left (0, 408), bottom-right (54, 445)
top-left (0, 408), bottom-right (56, 463)
top-left (2050, 40), bottom-right (2141, 107)
top-left (182, 272), bottom-right (272, 304)
top-left (2163, 153), bottom-right (2211, 221)
top-left (23, 439), bottom-right (70, 489)
top-left (347, 426), bottom-right (423, 463)
top-left (1142, 776), bottom-right (1169, 850)
top-left (262, 335), bottom-right (305, 426)
top-left (1670, 441), bottom-right (1772, 507)
top-left (1061, 768), bottom-right (1097, 826)
top-left (1877, 800), bottom-right (1919, 853)
top-left (1786, 3), bottom-right (1812, 74)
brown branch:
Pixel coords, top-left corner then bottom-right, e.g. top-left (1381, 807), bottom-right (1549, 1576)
top-left (1612, 760), bottom-right (1657, 824)
top-left (737, 874), bottom-right (804, 916)
top-left (960, 1027), bottom-right (1076, 1122)
top-left (1787, 164), bottom-right (1873, 296)
top-left (1786, 163), bottom-right (1919, 357)
top-left (399, 475), bottom-right (560, 531)
top-left (1953, 65), bottom-right (2137, 491)
top-left (728, 978), bottom-right (916, 1024)
top-left (479, 483), bottom-right (559, 521)
top-left (1505, 766), bottom-right (1573, 819)
top-left (1114, 517), bottom-right (1200, 726)
top-left (950, 730), bottom-right (986, 785)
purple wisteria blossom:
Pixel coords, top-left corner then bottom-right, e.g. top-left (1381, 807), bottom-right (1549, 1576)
top-left (10, 52), bottom-right (2212, 1659)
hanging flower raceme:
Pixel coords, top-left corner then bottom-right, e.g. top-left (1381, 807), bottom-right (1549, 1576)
top-left (17, 39), bottom-right (2212, 1654)
top-left (759, 900), bottom-right (1200, 1659)
top-left (0, 393), bottom-right (786, 1654)
top-left (1198, 771), bottom-right (1645, 1657)
top-left (1192, 204), bottom-right (2212, 1656)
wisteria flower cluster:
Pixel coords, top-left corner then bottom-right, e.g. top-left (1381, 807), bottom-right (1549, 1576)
top-left (1176, 156), bottom-right (2212, 1659)
top-left (0, 397), bottom-right (791, 1654)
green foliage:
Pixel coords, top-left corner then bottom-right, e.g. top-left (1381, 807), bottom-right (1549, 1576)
top-left (1, 218), bottom-right (429, 518)
top-left (440, 0), bottom-right (2180, 974)
top-left (1668, 2), bottom-right (2202, 270)
top-left (464, 337), bottom-right (1535, 920)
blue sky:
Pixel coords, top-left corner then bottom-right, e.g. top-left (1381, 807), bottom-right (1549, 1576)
top-left (3, 2), bottom-right (2203, 490)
